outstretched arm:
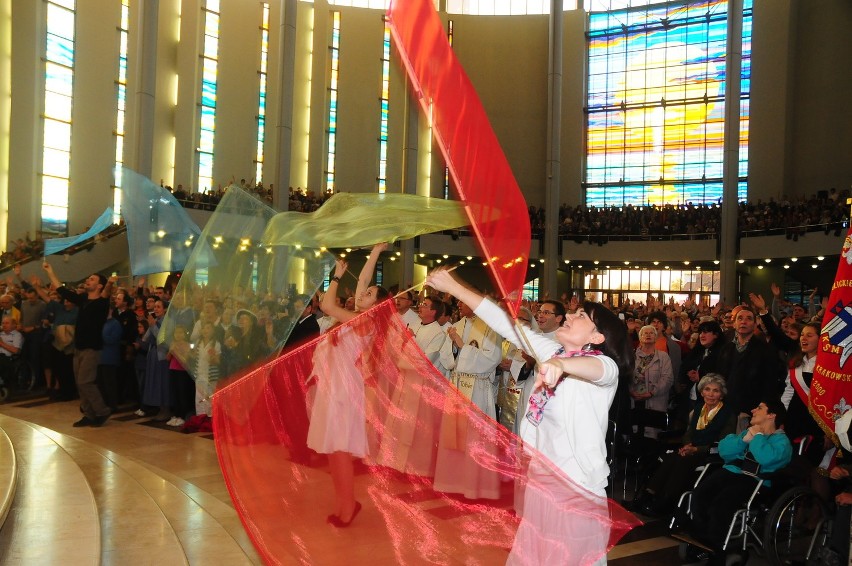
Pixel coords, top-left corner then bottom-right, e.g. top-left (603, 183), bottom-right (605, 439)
top-left (355, 242), bottom-right (388, 300)
top-left (42, 261), bottom-right (63, 290)
top-left (425, 266), bottom-right (484, 312)
top-left (101, 274), bottom-right (118, 299)
top-left (536, 355), bottom-right (613, 392)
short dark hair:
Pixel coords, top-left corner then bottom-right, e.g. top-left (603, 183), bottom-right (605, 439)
top-left (583, 301), bottom-right (634, 379)
top-left (93, 273), bottom-right (107, 288)
top-left (647, 311), bottom-right (668, 328)
top-left (375, 287), bottom-right (391, 301)
top-left (541, 300), bottom-right (566, 319)
top-left (763, 397), bottom-right (787, 429)
top-left (423, 297), bottom-right (442, 317)
top-left (697, 320), bottom-right (723, 337)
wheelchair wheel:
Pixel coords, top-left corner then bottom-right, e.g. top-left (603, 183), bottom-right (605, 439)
top-left (15, 359), bottom-right (34, 392)
top-left (762, 486), bottom-right (828, 565)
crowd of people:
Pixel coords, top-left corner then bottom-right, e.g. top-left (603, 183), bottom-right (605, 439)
top-left (0, 234), bottom-right (43, 267)
top-left (168, 180), bottom-right (331, 213)
top-left (165, 180), bottom-right (849, 240)
top-left (0, 237), bottom-right (849, 562)
top-left (546, 188), bottom-right (849, 238)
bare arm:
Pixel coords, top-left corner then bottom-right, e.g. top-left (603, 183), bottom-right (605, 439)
top-left (42, 261), bottom-right (63, 290)
top-left (101, 274), bottom-right (118, 299)
top-left (355, 242), bottom-right (388, 299)
top-left (425, 267), bottom-right (485, 312)
top-left (537, 355), bottom-right (610, 392)
top-left (321, 260), bottom-right (358, 324)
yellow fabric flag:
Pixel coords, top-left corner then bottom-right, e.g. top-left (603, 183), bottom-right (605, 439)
top-left (263, 193), bottom-right (469, 248)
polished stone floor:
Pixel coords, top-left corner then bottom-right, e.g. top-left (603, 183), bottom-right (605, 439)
top-left (0, 392), bottom-right (772, 565)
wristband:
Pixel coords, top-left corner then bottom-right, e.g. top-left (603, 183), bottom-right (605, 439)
top-left (331, 276), bottom-right (341, 283)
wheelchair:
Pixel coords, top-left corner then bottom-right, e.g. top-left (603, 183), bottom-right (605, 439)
top-left (669, 440), bottom-right (829, 565)
top-left (0, 354), bottom-right (35, 401)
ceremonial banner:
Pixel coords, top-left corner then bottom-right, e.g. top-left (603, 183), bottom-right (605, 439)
top-left (43, 207), bottom-right (115, 255)
top-left (812, 228), bottom-right (852, 446)
top-left (387, 0), bottom-right (531, 316)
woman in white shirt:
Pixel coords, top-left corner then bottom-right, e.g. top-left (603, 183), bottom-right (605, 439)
top-left (426, 268), bottom-right (634, 565)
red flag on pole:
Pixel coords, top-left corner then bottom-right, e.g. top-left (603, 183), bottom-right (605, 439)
top-left (386, 0), bottom-right (531, 317)
top-left (812, 227), bottom-right (852, 446)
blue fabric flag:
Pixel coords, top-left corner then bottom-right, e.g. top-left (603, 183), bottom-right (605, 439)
top-left (43, 207), bottom-right (116, 256)
top-left (119, 168), bottom-right (202, 275)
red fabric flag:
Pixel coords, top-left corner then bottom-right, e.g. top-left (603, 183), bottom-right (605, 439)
top-left (812, 229), bottom-right (852, 446)
top-left (386, 0), bottom-right (531, 317)
top-left (213, 301), bottom-right (638, 565)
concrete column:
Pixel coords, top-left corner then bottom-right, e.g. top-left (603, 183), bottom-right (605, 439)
top-left (399, 86), bottom-right (418, 289)
top-left (131, 0), bottom-right (158, 178)
top-left (719, 0), bottom-right (743, 305)
top-left (272, 0), bottom-right (297, 211)
top-left (0, 0), bottom-right (10, 248)
top-left (542, 0), bottom-right (563, 298)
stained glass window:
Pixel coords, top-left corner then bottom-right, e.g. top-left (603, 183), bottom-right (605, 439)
top-left (325, 11), bottom-right (341, 193)
top-left (585, 0), bottom-right (752, 206)
top-left (197, 0), bottom-right (220, 193)
top-left (377, 21), bottom-right (390, 194)
top-left (113, 0), bottom-right (130, 220)
top-left (41, 0), bottom-right (76, 235)
top-left (255, 3), bottom-right (270, 183)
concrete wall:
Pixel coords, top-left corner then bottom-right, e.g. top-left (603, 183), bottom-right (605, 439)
top-left (3, 0), bottom-right (852, 252)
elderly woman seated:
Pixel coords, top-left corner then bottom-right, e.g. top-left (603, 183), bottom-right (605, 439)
top-left (630, 373), bottom-right (735, 516)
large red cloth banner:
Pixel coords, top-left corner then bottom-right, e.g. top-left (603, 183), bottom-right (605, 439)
top-left (813, 227), bottom-right (852, 445)
top-left (213, 301), bottom-right (638, 565)
top-left (386, 0), bottom-right (531, 317)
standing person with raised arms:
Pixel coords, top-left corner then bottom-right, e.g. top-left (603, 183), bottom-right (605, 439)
top-left (43, 262), bottom-right (115, 427)
top-left (426, 267), bottom-right (634, 565)
top-left (307, 242), bottom-right (390, 528)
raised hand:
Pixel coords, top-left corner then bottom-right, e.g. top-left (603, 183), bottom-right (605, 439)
top-left (749, 292), bottom-right (766, 312)
top-left (770, 282), bottom-right (781, 297)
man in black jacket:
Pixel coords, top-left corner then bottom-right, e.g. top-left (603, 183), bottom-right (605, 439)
top-left (43, 262), bottom-right (113, 427)
top-left (716, 307), bottom-right (784, 431)
top-left (282, 294), bottom-right (320, 351)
